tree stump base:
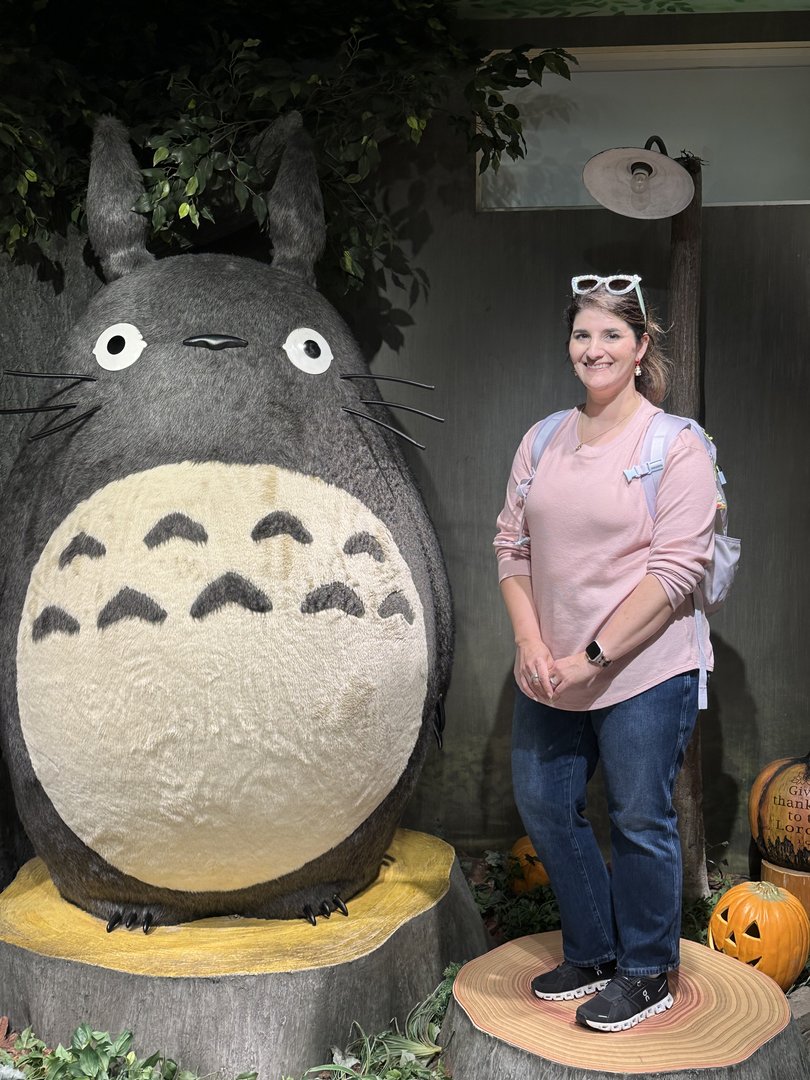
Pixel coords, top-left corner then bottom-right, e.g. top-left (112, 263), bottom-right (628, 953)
top-left (440, 931), bottom-right (810, 1079)
top-left (0, 829), bottom-right (489, 1078)
top-left (762, 859), bottom-right (810, 922)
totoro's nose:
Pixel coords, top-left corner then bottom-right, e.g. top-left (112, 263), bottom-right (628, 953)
top-left (183, 335), bottom-right (248, 351)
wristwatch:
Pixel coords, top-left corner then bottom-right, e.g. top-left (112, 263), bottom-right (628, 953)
top-left (585, 640), bottom-right (611, 668)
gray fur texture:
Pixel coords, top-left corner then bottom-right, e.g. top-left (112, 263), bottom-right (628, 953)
top-left (0, 116), bottom-right (453, 924)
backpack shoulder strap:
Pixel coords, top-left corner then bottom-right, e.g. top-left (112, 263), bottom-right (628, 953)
top-left (530, 409), bottom-right (571, 471)
top-left (624, 412), bottom-right (692, 519)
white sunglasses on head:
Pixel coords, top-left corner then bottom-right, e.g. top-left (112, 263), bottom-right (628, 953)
top-left (571, 273), bottom-right (646, 324)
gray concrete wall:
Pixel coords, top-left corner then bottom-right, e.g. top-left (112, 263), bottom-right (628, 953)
top-left (371, 128), bottom-right (810, 873)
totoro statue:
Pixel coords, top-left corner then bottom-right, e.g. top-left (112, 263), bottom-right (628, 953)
top-left (0, 115), bottom-right (452, 930)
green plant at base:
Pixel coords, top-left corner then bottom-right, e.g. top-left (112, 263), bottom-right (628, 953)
top-left (0, 1025), bottom-right (240, 1080)
top-left (1, 0), bottom-right (574, 300)
top-left (469, 849), bottom-right (562, 940)
top-left (299, 963), bottom-right (460, 1080)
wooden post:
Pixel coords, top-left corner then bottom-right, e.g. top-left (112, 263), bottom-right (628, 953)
top-left (666, 154), bottom-right (703, 422)
top-left (666, 155), bottom-right (710, 902)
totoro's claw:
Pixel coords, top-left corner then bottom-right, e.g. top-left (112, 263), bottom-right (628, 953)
top-left (303, 904), bottom-right (317, 926)
top-left (319, 900), bottom-right (332, 918)
top-left (332, 894), bottom-right (349, 917)
top-left (106, 910), bottom-right (123, 933)
top-left (142, 912), bottom-right (153, 934)
top-left (125, 911), bottom-right (138, 929)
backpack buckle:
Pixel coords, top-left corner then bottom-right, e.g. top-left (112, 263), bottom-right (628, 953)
top-left (623, 458), bottom-right (664, 483)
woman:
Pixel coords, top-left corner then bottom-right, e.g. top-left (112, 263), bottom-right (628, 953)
top-left (494, 274), bottom-right (717, 1032)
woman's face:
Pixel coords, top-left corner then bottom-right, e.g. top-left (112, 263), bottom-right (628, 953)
top-left (569, 305), bottom-right (648, 402)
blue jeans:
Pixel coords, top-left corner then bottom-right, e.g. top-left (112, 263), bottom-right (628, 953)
top-left (511, 671), bottom-right (699, 977)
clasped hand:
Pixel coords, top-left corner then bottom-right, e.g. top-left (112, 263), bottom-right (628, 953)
top-left (515, 643), bottom-right (598, 702)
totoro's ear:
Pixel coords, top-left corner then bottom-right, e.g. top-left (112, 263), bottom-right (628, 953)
top-left (86, 117), bottom-right (154, 282)
top-left (263, 113), bottom-right (325, 285)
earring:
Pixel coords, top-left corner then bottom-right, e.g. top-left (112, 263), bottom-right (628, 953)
top-left (634, 362), bottom-right (642, 377)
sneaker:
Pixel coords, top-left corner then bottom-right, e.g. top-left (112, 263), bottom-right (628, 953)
top-left (531, 959), bottom-right (616, 1001)
top-left (575, 973), bottom-right (673, 1031)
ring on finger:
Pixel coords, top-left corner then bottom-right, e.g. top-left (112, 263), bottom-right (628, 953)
top-left (529, 673), bottom-right (540, 682)
top-left (550, 675), bottom-right (559, 688)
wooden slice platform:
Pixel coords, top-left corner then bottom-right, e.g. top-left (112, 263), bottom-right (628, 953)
top-left (440, 930), bottom-right (810, 1079)
top-left (0, 830), bottom-right (489, 1078)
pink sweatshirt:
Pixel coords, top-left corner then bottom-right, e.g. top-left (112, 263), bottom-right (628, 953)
top-left (494, 397), bottom-right (717, 710)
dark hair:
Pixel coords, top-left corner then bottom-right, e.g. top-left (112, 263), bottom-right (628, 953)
top-left (565, 286), bottom-right (671, 405)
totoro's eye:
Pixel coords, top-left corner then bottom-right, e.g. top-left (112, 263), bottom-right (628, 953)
top-left (93, 323), bottom-right (147, 371)
top-left (282, 328), bottom-right (333, 375)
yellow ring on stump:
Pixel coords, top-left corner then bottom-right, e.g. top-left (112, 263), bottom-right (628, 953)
top-left (0, 829), bottom-right (453, 977)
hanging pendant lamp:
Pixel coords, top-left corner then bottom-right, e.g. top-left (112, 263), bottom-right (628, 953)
top-left (582, 136), bottom-right (695, 220)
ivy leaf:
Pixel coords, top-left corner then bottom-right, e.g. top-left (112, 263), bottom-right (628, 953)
top-left (152, 146), bottom-right (170, 165)
top-left (108, 1033), bottom-right (133, 1057)
top-left (233, 180), bottom-right (249, 211)
top-left (251, 193), bottom-right (267, 226)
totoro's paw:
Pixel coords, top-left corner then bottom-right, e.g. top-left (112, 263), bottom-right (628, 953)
top-left (106, 908), bottom-right (155, 934)
top-left (302, 893), bottom-right (349, 925)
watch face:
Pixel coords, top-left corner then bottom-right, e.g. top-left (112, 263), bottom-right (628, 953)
top-left (585, 641), bottom-right (601, 661)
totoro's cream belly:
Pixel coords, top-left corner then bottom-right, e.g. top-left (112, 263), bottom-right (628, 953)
top-left (16, 462), bottom-right (428, 892)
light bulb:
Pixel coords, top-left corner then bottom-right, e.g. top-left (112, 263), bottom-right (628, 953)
top-left (630, 168), bottom-right (650, 195)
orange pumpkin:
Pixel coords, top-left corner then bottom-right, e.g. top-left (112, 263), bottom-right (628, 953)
top-left (509, 835), bottom-right (550, 894)
top-left (707, 880), bottom-right (810, 990)
top-left (748, 751), bottom-right (810, 871)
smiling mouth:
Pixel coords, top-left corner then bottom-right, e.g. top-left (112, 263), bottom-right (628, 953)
top-left (584, 361), bottom-right (613, 368)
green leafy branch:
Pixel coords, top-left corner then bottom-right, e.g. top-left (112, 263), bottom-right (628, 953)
top-left (0, 1), bottom-right (575, 297)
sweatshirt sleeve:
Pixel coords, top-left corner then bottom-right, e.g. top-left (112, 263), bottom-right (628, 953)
top-left (646, 427), bottom-right (718, 609)
top-left (493, 425), bottom-right (538, 582)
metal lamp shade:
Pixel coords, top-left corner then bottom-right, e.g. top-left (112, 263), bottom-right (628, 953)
top-left (583, 146), bottom-right (695, 220)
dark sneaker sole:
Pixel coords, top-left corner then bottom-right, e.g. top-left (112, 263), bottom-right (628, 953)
top-left (579, 992), bottom-right (673, 1031)
top-left (534, 977), bottom-right (610, 1002)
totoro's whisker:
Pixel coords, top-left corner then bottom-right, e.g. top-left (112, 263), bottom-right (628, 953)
top-left (1, 403), bottom-right (78, 415)
top-left (359, 400), bottom-right (444, 423)
top-left (340, 374), bottom-right (434, 390)
top-left (4, 369), bottom-right (97, 382)
top-left (29, 404), bottom-right (103, 442)
top-left (341, 408), bottom-right (426, 450)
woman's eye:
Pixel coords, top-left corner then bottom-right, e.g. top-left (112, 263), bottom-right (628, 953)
top-left (282, 328), bottom-right (333, 374)
top-left (93, 323), bottom-right (147, 370)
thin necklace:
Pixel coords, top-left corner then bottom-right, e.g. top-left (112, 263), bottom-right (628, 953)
top-left (574, 399), bottom-right (640, 452)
